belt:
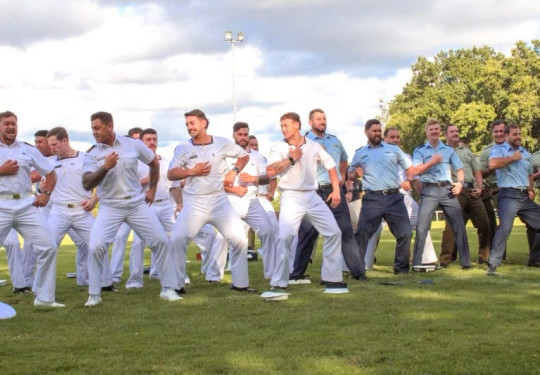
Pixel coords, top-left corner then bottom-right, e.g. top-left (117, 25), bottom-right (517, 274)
top-left (66, 203), bottom-right (82, 208)
top-left (318, 184), bottom-right (332, 189)
top-left (503, 187), bottom-right (529, 195)
top-left (256, 194), bottom-right (267, 197)
top-left (365, 188), bottom-right (399, 195)
top-left (154, 199), bottom-right (167, 203)
top-left (423, 181), bottom-right (451, 187)
top-left (462, 182), bottom-right (475, 189)
top-left (0, 193), bottom-right (34, 200)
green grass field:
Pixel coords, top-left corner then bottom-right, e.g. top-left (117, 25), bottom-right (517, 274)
top-left (1, 223), bottom-right (539, 375)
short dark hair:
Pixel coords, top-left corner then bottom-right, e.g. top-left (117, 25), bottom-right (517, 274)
top-left (47, 127), bottom-right (69, 141)
top-left (491, 119), bottom-right (507, 131)
top-left (233, 122), bottom-right (249, 133)
top-left (383, 127), bottom-right (398, 137)
top-left (364, 119), bottom-right (381, 131)
top-left (128, 127), bottom-right (143, 137)
top-left (34, 130), bottom-right (49, 138)
top-left (504, 124), bottom-right (519, 135)
top-left (248, 135), bottom-right (257, 140)
top-left (280, 112), bottom-right (301, 128)
top-left (91, 111), bottom-right (113, 124)
top-left (443, 123), bottom-right (457, 134)
top-left (309, 108), bottom-right (324, 121)
top-left (0, 111), bottom-right (17, 121)
top-left (185, 109), bottom-right (209, 128)
top-left (140, 128), bottom-right (157, 139)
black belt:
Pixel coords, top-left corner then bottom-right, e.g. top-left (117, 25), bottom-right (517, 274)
top-left (424, 181), bottom-right (451, 187)
top-left (154, 199), bottom-right (166, 203)
top-left (318, 184), bottom-right (332, 190)
top-left (365, 188), bottom-right (399, 195)
top-left (503, 187), bottom-right (529, 195)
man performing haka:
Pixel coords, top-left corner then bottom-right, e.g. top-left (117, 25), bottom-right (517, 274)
top-left (82, 111), bottom-right (181, 306)
top-left (168, 109), bottom-right (255, 293)
top-left (267, 112), bottom-right (345, 291)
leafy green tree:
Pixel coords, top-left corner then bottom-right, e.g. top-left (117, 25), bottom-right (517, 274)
top-left (388, 40), bottom-right (540, 154)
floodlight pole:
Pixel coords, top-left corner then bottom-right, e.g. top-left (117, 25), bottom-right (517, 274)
top-left (225, 31), bottom-right (244, 124)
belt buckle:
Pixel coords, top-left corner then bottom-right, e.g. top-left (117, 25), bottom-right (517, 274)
top-left (124, 196), bottom-right (132, 200)
top-left (67, 203), bottom-right (76, 208)
top-left (382, 189), bottom-right (389, 195)
top-left (13, 193), bottom-right (20, 199)
top-left (437, 182), bottom-right (445, 187)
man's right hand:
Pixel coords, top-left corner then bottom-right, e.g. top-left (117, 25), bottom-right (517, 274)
top-left (0, 160), bottom-right (19, 175)
top-left (191, 162), bottom-right (211, 176)
top-left (104, 152), bottom-right (119, 170)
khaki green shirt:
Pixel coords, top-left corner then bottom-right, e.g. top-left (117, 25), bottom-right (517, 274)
top-left (532, 150), bottom-right (540, 188)
top-left (479, 142), bottom-right (497, 189)
top-left (451, 145), bottom-right (480, 184)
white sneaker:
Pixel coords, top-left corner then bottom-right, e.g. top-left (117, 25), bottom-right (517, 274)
top-left (160, 288), bottom-right (182, 302)
top-left (34, 298), bottom-right (65, 308)
top-left (85, 295), bottom-right (102, 307)
top-left (184, 276), bottom-right (191, 285)
top-left (0, 279), bottom-right (8, 287)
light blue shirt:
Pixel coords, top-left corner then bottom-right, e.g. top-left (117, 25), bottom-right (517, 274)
top-left (349, 142), bottom-right (412, 191)
top-left (413, 141), bottom-right (463, 183)
top-left (306, 131), bottom-right (347, 185)
top-left (489, 142), bottom-right (532, 188)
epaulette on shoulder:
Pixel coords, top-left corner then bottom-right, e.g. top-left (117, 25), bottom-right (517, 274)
top-left (86, 145), bottom-right (96, 153)
top-left (23, 142), bottom-right (35, 147)
top-left (326, 133), bottom-right (336, 138)
top-left (354, 145), bottom-right (366, 152)
top-left (413, 143), bottom-right (426, 150)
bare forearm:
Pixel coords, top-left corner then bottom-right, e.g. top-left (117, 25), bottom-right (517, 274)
top-left (489, 157), bottom-right (515, 170)
top-left (148, 164), bottom-right (159, 189)
top-left (170, 186), bottom-right (183, 205)
top-left (414, 160), bottom-right (436, 176)
top-left (474, 171), bottom-right (483, 189)
top-left (42, 171), bottom-right (56, 192)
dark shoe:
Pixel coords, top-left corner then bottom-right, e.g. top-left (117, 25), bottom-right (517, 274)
top-left (324, 281), bottom-right (348, 289)
top-left (527, 260), bottom-right (540, 268)
top-left (439, 263), bottom-right (449, 268)
top-left (143, 266), bottom-right (151, 274)
top-left (461, 266), bottom-right (471, 270)
top-left (289, 275), bottom-right (311, 284)
top-left (12, 286), bottom-right (32, 293)
top-left (350, 274), bottom-right (369, 281)
top-left (394, 268), bottom-right (410, 275)
top-left (477, 257), bottom-right (488, 265)
top-left (175, 288), bottom-right (186, 294)
top-left (230, 285), bottom-right (257, 293)
top-left (101, 285), bottom-right (119, 292)
top-left (207, 280), bottom-right (219, 284)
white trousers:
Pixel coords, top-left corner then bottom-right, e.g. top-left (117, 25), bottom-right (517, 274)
top-left (2, 229), bottom-right (26, 288)
top-left (48, 205), bottom-right (98, 286)
top-left (404, 192), bottom-right (437, 264)
top-left (198, 224), bottom-right (227, 282)
top-left (169, 192), bottom-right (249, 289)
top-left (256, 196), bottom-right (280, 279)
top-left (0, 199), bottom-right (57, 302)
top-left (126, 201), bottom-right (175, 288)
top-left (88, 200), bottom-right (177, 295)
top-left (271, 190), bottom-right (343, 288)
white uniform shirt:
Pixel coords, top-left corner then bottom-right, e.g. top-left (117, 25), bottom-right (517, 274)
top-left (268, 137), bottom-right (335, 191)
top-left (226, 149), bottom-right (266, 215)
top-left (82, 135), bottom-right (153, 202)
top-left (169, 136), bottom-right (247, 196)
top-left (50, 151), bottom-right (92, 205)
top-left (0, 140), bottom-right (53, 196)
top-left (137, 155), bottom-right (171, 201)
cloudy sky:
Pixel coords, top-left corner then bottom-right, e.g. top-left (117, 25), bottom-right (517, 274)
top-left (1, 0), bottom-right (539, 158)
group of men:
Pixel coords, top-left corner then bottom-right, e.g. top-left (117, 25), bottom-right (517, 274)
top-left (1, 108), bottom-right (540, 309)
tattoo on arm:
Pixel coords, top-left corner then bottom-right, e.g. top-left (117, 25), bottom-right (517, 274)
top-left (82, 167), bottom-right (109, 191)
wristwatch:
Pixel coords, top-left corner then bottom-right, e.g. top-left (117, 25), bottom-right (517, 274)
top-left (232, 166), bottom-right (241, 174)
top-left (288, 156), bottom-right (295, 166)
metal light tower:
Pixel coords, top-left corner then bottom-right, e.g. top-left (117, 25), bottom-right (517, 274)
top-left (224, 31), bottom-right (245, 123)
